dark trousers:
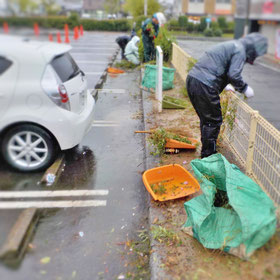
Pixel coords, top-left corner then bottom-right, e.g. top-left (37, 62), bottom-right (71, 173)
top-left (186, 76), bottom-right (223, 158)
top-left (142, 35), bottom-right (155, 62)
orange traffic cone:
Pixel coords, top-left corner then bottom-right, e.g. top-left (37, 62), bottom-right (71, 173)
top-left (3, 22), bottom-right (9, 33)
top-left (48, 33), bottom-right (53, 42)
top-left (64, 24), bottom-right (70, 43)
top-left (80, 25), bottom-right (84, 36)
top-left (74, 26), bottom-right (79, 40)
top-left (65, 33), bottom-right (70, 43)
top-left (34, 22), bottom-right (39, 36)
top-left (64, 24), bottom-right (69, 36)
top-left (57, 32), bottom-right (62, 43)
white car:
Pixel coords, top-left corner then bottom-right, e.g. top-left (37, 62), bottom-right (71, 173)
top-left (0, 35), bottom-right (96, 172)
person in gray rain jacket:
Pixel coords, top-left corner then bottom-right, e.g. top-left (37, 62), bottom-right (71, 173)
top-left (125, 36), bottom-right (140, 65)
top-left (186, 32), bottom-right (268, 158)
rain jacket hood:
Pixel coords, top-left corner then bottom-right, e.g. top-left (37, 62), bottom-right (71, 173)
top-left (188, 32), bottom-right (268, 93)
top-left (240, 32), bottom-right (268, 64)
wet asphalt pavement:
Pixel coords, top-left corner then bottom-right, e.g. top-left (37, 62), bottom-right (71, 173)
top-left (178, 39), bottom-right (280, 130)
top-left (0, 32), bottom-right (148, 279)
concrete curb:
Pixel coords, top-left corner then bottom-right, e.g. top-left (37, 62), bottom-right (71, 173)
top-left (0, 154), bottom-right (65, 263)
top-left (41, 154), bottom-right (65, 185)
top-left (140, 69), bottom-right (167, 280)
top-left (95, 48), bottom-right (120, 90)
top-left (0, 208), bottom-right (39, 260)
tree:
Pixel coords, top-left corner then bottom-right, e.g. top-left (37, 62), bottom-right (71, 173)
top-left (104, 0), bottom-right (120, 15)
top-left (123, 0), bottom-right (161, 17)
top-left (41, 0), bottom-right (61, 15)
top-left (9, 0), bottom-right (38, 15)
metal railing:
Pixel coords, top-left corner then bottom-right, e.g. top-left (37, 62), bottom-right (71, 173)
top-left (172, 43), bottom-right (280, 206)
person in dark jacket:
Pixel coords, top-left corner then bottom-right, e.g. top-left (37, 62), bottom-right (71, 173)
top-left (186, 32), bottom-right (268, 158)
top-left (141, 14), bottom-right (159, 62)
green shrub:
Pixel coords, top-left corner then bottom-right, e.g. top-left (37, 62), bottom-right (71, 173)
top-left (210, 21), bottom-right (219, 30)
top-left (167, 19), bottom-right (180, 31)
top-left (223, 21), bottom-right (235, 33)
top-left (198, 16), bottom-right (207, 32)
top-left (154, 27), bottom-right (176, 62)
top-left (138, 27), bottom-right (176, 63)
top-left (0, 16), bottom-right (131, 31)
top-left (218, 16), bottom-right (228, 30)
top-left (68, 13), bottom-right (80, 27)
top-left (203, 28), bottom-right (214, 37)
top-left (213, 28), bottom-right (223, 37)
top-left (178, 16), bottom-right (188, 28)
top-left (134, 15), bottom-right (148, 32)
top-left (186, 22), bottom-right (194, 33)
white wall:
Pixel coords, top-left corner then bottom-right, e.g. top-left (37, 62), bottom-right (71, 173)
top-left (260, 24), bottom-right (280, 57)
top-left (189, 3), bottom-right (204, 14)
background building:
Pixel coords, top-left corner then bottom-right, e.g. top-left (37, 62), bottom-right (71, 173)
top-left (180, 0), bottom-right (236, 21)
top-left (235, 0), bottom-right (280, 59)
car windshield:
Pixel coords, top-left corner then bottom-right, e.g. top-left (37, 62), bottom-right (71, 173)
top-left (0, 57), bottom-right (12, 75)
top-left (51, 53), bottom-right (80, 83)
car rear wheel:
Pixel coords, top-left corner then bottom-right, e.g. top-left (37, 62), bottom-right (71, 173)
top-left (2, 124), bottom-right (57, 172)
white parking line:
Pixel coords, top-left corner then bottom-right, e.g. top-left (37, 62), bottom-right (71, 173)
top-left (94, 120), bottom-right (119, 124)
top-left (71, 48), bottom-right (116, 50)
top-left (76, 61), bottom-right (107, 64)
top-left (98, 89), bottom-right (126, 94)
top-left (92, 124), bottom-right (119, 127)
top-left (0, 200), bottom-right (107, 209)
top-left (85, 72), bottom-right (104, 75)
top-left (72, 53), bottom-right (111, 56)
top-left (0, 190), bottom-right (109, 198)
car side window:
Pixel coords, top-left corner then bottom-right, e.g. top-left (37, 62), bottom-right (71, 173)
top-left (0, 56), bottom-right (12, 75)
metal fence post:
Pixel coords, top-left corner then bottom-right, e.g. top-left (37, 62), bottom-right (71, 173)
top-left (246, 110), bottom-right (259, 175)
top-left (156, 46), bottom-right (163, 113)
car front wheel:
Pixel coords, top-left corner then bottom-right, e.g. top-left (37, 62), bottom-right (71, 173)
top-left (2, 124), bottom-right (57, 172)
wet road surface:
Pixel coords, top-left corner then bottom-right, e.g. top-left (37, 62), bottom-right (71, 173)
top-left (0, 32), bottom-right (149, 279)
top-left (178, 39), bottom-right (280, 130)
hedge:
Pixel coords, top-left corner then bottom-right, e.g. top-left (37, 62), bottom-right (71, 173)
top-left (0, 16), bottom-right (131, 31)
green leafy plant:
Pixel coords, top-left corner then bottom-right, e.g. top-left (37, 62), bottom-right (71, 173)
top-left (151, 226), bottom-right (181, 246)
top-left (0, 16), bottom-right (131, 31)
top-left (203, 28), bottom-right (214, 37)
top-left (218, 16), bottom-right (228, 30)
top-left (214, 28), bottom-right (223, 37)
top-left (115, 60), bottom-right (138, 69)
top-left (148, 128), bottom-right (192, 156)
top-left (187, 57), bottom-right (197, 72)
top-left (178, 15), bottom-right (188, 29)
top-left (154, 27), bottom-right (176, 62)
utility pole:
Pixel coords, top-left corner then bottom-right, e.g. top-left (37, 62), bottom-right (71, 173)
top-left (144, 0), bottom-right (147, 16)
top-left (244, 0), bottom-right (251, 35)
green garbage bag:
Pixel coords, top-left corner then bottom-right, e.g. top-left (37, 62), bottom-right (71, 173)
top-left (183, 153), bottom-right (276, 259)
top-left (142, 64), bottom-right (175, 90)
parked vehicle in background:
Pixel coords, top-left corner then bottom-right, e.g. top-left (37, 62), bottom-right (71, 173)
top-left (0, 35), bottom-right (96, 172)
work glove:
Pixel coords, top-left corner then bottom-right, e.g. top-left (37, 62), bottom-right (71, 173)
top-left (224, 84), bottom-right (235, 92)
top-left (244, 86), bottom-right (254, 98)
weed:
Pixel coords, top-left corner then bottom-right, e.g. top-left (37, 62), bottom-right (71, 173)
top-left (151, 225), bottom-right (181, 246)
top-left (180, 87), bottom-right (189, 98)
top-left (219, 90), bottom-right (238, 142)
top-left (115, 60), bottom-right (138, 70)
top-left (148, 128), bottom-right (192, 156)
top-left (151, 183), bottom-right (167, 195)
top-left (187, 57), bottom-right (198, 73)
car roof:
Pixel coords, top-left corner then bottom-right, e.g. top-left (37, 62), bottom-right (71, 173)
top-left (0, 35), bottom-right (72, 62)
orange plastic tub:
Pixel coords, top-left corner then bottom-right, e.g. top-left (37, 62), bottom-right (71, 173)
top-left (142, 164), bottom-right (200, 201)
top-left (165, 137), bottom-right (198, 150)
top-left (107, 67), bottom-right (125, 74)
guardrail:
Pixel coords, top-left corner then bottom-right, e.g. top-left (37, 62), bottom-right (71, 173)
top-left (172, 43), bottom-right (280, 206)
